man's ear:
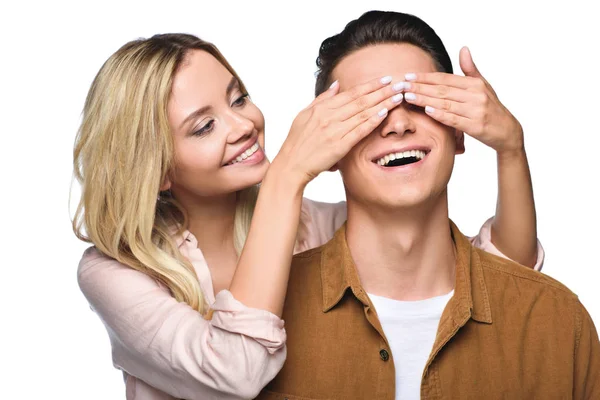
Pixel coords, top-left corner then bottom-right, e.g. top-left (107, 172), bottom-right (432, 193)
top-left (159, 175), bottom-right (172, 192)
top-left (455, 129), bottom-right (465, 155)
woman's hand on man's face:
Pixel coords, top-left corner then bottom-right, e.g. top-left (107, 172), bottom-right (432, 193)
top-left (401, 46), bottom-right (525, 157)
top-left (272, 75), bottom-right (405, 187)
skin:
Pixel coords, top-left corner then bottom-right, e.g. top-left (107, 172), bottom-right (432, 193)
top-left (333, 43), bottom-right (536, 300)
top-left (334, 44), bottom-right (460, 299)
top-left (335, 44), bottom-right (462, 211)
top-left (163, 51), bottom-right (269, 293)
top-left (401, 46), bottom-right (537, 267)
top-left (162, 49), bottom-right (403, 310)
top-left (159, 43), bottom-right (537, 312)
top-left (166, 51), bottom-right (269, 199)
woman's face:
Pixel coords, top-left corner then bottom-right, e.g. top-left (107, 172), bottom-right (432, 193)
top-left (165, 50), bottom-right (268, 200)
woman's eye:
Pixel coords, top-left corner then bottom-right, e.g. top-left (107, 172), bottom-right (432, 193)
top-left (193, 120), bottom-right (214, 136)
top-left (232, 94), bottom-right (249, 107)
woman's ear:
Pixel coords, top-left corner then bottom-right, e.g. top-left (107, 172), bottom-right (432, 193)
top-left (159, 175), bottom-right (172, 192)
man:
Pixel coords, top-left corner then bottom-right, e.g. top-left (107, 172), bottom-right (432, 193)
top-left (256, 11), bottom-right (599, 400)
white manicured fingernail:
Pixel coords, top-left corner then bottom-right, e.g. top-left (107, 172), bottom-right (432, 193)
top-left (404, 92), bottom-right (416, 101)
top-left (392, 93), bottom-right (403, 103)
top-left (329, 80), bottom-right (339, 89)
top-left (380, 76), bottom-right (393, 84)
top-left (378, 107), bottom-right (389, 117)
top-left (425, 106), bottom-right (435, 113)
top-left (392, 82), bottom-right (405, 91)
top-left (405, 73), bottom-right (417, 81)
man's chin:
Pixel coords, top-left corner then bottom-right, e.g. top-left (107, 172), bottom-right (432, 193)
top-left (354, 190), bottom-right (429, 211)
top-left (378, 196), bottom-right (426, 210)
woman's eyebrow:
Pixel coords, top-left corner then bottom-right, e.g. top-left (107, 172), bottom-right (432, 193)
top-left (226, 76), bottom-right (239, 97)
top-left (180, 105), bottom-right (211, 130)
top-left (179, 77), bottom-right (240, 130)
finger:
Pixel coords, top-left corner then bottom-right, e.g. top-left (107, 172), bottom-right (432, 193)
top-left (403, 81), bottom-right (480, 104)
top-left (403, 91), bottom-right (477, 119)
top-left (340, 107), bottom-right (390, 148)
top-left (308, 80), bottom-right (340, 108)
top-left (404, 71), bottom-right (476, 90)
top-left (339, 91), bottom-right (405, 142)
top-left (323, 75), bottom-right (395, 110)
top-left (459, 46), bottom-right (484, 79)
top-left (334, 79), bottom-right (405, 121)
top-left (459, 46), bottom-right (497, 95)
top-left (423, 106), bottom-right (474, 133)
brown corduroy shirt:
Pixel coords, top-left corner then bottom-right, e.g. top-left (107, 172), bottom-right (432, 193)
top-left (256, 222), bottom-right (600, 400)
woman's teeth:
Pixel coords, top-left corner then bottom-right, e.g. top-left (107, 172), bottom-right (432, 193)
top-left (229, 142), bottom-right (260, 165)
top-left (376, 150), bottom-right (426, 166)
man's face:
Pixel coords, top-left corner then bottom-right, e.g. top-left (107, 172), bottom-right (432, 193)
top-left (332, 43), bottom-right (464, 210)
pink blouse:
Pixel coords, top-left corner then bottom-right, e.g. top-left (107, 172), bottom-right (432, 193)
top-left (77, 199), bottom-right (544, 400)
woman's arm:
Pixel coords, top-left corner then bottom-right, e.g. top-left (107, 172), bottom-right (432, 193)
top-left (228, 168), bottom-right (305, 317)
top-left (400, 47), bottom-right (541, 268)
top-left (78, 249), bottom-right (286, 400)
top-left (491, 147), bottom-right (538, 267)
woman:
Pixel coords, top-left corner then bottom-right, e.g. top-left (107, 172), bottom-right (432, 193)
top-left (73, 33), bottom-right (542, 399)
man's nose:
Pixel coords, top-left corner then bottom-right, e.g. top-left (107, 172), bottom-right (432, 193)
top-left (380, 106), bottom-right (416, 138)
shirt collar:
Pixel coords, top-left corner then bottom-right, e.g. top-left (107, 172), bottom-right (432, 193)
top-left (319, 220), bottom-right (492, 324)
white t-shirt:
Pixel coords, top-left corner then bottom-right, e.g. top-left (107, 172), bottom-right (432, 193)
top-left (368, 290), bottom-right (454, 400)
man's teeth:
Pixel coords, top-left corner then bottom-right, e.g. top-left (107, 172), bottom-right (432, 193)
top-left (376, 150), bottom-right (426, 166)
top-left (229, 143), bottom-right (260, 165)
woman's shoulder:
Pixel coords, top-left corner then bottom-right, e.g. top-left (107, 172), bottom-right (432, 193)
top-left (78, 246), bottom-right (120, 274)
top-left (78, 228), bottom-right (195, 276)
top-left (297, 198), bottom-right (348, 253)
top-left (77, 233), bottom-right (215, 303)
top-left (76, 245), bottom-right (171, 300)
top-left (301, 197), bottom-right (347, 220)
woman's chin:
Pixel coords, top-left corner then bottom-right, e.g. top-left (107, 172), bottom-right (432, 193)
top-left (237, 160), bottom-right (270, 189)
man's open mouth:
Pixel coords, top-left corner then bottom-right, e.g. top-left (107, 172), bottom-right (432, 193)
top-left (374, 149), bottom-right (429, 167)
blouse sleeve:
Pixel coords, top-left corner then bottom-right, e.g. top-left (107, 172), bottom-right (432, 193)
top-left (78, 247), bottom-right (286, 400)
top-left (296, 198), bottom-right (347, 253)
top-left (469, 217), bottom-right (545, 271)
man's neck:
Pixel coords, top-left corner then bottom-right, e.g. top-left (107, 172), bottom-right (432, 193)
top-left (346, 191), bottom-right (455, 301)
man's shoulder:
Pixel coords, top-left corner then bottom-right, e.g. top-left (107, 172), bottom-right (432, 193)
top-left (476, 247), bottom-right (578, 302)
top-left (291, 245), bottom-right (326, 274)
top-left (288, 244), bottom-right (332, 293)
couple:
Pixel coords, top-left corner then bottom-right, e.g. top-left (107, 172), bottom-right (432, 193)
top-left (74, 10), bottom-right (598, 400)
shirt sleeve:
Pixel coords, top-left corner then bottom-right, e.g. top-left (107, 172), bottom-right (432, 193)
top-left (573, 300), bottom-right (600, 399)
top-left (468, 217), bottom-right (545, 271)
top-left (77, 248), bottom-right (286, 400)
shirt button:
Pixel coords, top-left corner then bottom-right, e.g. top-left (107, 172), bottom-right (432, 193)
top-left (380, 349), bottom-right (390, 361)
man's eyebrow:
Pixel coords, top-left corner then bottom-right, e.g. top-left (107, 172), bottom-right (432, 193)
top-left (179, 76), bottom-right (239, 130)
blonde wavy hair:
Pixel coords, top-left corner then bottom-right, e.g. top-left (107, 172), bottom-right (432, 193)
top-left (72, 34), bottom-right (258, 314)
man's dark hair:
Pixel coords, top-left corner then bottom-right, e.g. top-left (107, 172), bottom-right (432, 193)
top-left (315, 10), bottom-right (453, 96)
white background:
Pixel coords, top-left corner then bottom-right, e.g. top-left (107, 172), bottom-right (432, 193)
top-left (1, 0), bottom-right (598, 398)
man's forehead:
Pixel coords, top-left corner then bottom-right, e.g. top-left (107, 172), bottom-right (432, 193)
top-left (332, 44), bottom-right (437, 90)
